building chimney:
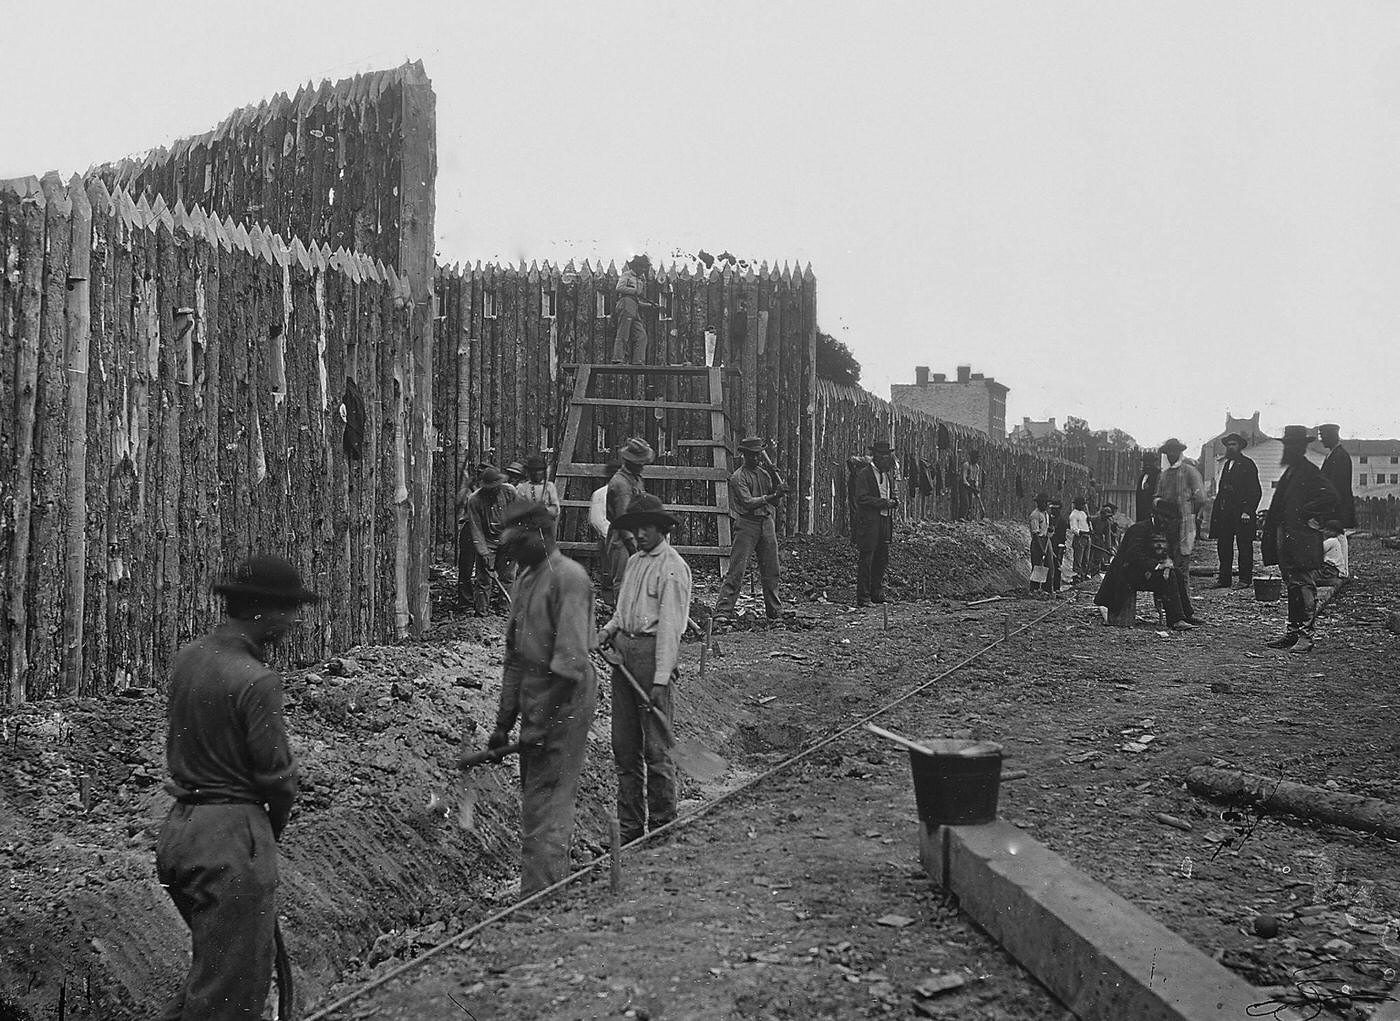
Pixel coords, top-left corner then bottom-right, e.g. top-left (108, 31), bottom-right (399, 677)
top-left (933, 373), bottom-right (947, 383)
top-left (1023, 417), bottom-right (1032, 427)
top-left (956, 364), bottom-right (971, 383)
top-left (971, 372), bottom-right (984, 381)
top-left (1049, 418), bottom-right (1056, 429)
top-left (915, 366), bottom-right (930, 386)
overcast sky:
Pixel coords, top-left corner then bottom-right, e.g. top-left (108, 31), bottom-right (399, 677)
top-left (5, 1), bottom-right (1398, 451)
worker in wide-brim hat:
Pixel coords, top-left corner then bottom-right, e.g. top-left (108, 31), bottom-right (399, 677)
top-left (603, 438), bottom-right (655, 606)
top-left (515, 453), bottom-right (560, 519)
top-left (482, 501), bottom-right (597, 893)
top-left (848, 440), bottom-right (898, 606)
top-left (1262, 425), bottom-right (1339, 653)
top-left (714, 436), bottom-right (788, 621)
top-left (465, 467), bottom-right (519, 617)
top-left (157, 555), bottom-right (318, 1019)
top-left (612, 255), bottom-right (655, 365)
top-left (598, 494), bottom-right (693, 843)
top-left (1154, 437), bottom-right (1205, 625)
top-left (1209, 431), bottom-right (1261, 589)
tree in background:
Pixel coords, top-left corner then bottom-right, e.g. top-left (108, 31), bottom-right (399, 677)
top-left (816, 331), bottom-right (861, 386)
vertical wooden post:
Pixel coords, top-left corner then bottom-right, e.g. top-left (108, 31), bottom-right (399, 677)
top-left (60, 177), bottom-right (92, 695)
top-left (6, 177), bottom-right (45, 703)
top-left (610, 817), bottom-right (622, 894)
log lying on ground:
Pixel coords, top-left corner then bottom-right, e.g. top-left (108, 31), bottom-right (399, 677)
top-left (1185, 765), bottom-right (1400, 840)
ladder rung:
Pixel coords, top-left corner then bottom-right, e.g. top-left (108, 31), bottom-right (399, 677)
top-left (559, 541), bottom-right (733, 557)
top-left (556, 463), bottom-right (732, 481)
top-left (559, 499), bottom-right (730, 514)
top-left (572, 397), bottom-right (722, 411)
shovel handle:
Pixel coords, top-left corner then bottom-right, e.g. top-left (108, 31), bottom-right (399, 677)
top-left (459, 742), bottom-right (523, 769)
top-left (602, 651), bottom-right (679, 746)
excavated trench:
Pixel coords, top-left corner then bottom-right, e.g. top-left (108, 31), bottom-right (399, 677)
top-left (0, 523), bottom-right (1031, 1020)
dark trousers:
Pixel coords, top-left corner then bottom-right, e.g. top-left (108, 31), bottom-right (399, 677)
top-left (155, 803), bottom-right (278, 1021)
top-left (1105, 569), bottom-right (1187, 626)
top-left (611, 298), bottom-right (648, 363)
top-left (715, 515), bottom-right (782, 617)
top-left (610, 634), bottom-right (677, 842)
top-left (472, 553), bottom-right (514, 616)
top-left (857, 539), bottom-right (890, 603)
top-left (604, 534), bottom-right (632, 606)
top-left (511, 662), bottom-right (597, 895)
top-left (1216, 521), bottom-right (1255, 583)
top-left (1282, 563), bottom-right (1320, 633)
top-left (456, 521), bottom-right (475, 605)
top-left (1072, 534), bottom-right (1090, 575)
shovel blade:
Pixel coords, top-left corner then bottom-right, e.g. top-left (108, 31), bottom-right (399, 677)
top-left (672, 739), bottom-right (728, 783)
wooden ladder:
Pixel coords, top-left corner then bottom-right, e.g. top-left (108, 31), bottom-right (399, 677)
top-left (554, 363), bottom-right (734, 572)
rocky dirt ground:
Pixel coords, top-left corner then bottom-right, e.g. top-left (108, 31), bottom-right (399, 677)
top-left (2, 522), bottom-right (1397, 1021)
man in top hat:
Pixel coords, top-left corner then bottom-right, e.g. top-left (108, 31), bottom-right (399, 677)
top-left (603, 438), bottom-right (654, 605)
top-left (1135, 449), bottom-right (1162, 522)
top-left (515, 454), bottom-right (560, 519)
top-left (848, 440), bottom-right (898, 606)
top-left (1262, 426), bottom-right (1338, 652)
top-left (612, 255), bottom-right (655, 364)
top-left (714, 436), bottom-right (788, 621)
top-left (466, 467), bottom-right (519, 616)
top-left (1317, 424), bottom-right (1357, 530)
top-left (1208, 432), bottom-right (1262, 588)
top-left (156, 555), bottom-right (318, 1021)
top-left (483, 502), bottom-right (597, 894)
top-left (1154, 438), bottom-right (1205, 621)
top-left (597, 495), bottom-right (693, 843)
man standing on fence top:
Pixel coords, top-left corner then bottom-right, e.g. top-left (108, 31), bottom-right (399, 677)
top-left (604, 438), bottom-right (654, 604)
top-left (156, 554), bottom-right (316, 1021)
top-left (849, 440), bottom-right (898, 606)
top-left (612, 255), bottom-right (654, 364)
top-left (714, 436), bottom-right (787, 621)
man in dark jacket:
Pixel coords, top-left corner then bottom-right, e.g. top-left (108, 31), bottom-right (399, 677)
top-left (157, 555), bottom-right (317, 1021)
top-left (467, 468), bottom-right (519, 616)
top-left (1209, 432), bottom-right (1262, 587)
top-left (1317, 424), bottom-right (1357, 530)
top-left (1262, 426), bottom-right (1339, 652)
top-left (849, 440), bottom-right (898, 606)
top-left (1135, 450), bottom-right (1161, 522)
top-left (1094, 500), bottom-right (1193, 629)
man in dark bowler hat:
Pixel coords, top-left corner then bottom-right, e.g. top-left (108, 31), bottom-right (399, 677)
top-left (714, 436), bottom-right (787, 620)
top-left (1135, 449), bottom-right (1161, 522)
top-left (1317, 424), bottom-right (1357, 530)
top-left (603, 437), bottom-right (654, 605)
top-left (849, 439), bottom-right (898, 606)
top-left (1262, 425), bottom-right (1338, 652)
top-left (156, 554), bottom-right (317, 1021)
top-left (1209, 432), bottom-right (1262, 587)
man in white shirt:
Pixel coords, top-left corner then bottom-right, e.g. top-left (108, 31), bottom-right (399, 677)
top-left (597, 495), bottom-right (693, 843)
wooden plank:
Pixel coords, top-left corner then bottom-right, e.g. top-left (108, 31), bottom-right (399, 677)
top-left (60, 178), bottom-right (92, 694)
top-left (560, 362), bottom-right (741, 376)
top-left (0, 185), bottom-right (15, 695)
top-left (82, 181), bottom-right (113, 694)
top-left (558, 498), bottom-right (729, 514)
top-left (28, 175), bottom-right (73, 699)
top-left (558, 541), bottom-right (732, 558)
top-left (556, 463), bottom-right (731, 482)
top-left (573, 397), bottom-right (723, 412)
top-left (710, 367), bottom-right (732, 575)
top-left (6, 180), bottom-right (44, 702)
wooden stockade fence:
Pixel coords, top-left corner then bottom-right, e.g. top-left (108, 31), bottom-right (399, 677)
top-left (0, 173), bottom-right (430, 703)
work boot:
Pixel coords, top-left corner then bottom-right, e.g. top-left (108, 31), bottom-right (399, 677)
top-left (1171, 620), bottom-right (1196, 631)
top-left (1289, 634), bottom-right (1315, 654)
top-left (1265, 630), bottom-right (1299, 649)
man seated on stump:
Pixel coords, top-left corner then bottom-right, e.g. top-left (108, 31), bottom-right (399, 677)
top-left (1094, 498), bottom-right (1195, 630)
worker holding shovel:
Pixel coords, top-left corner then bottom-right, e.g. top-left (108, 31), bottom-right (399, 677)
top-left (472, 501), bottom-right (598, 895)
top-left (597, 494), bottom-right (693, 844)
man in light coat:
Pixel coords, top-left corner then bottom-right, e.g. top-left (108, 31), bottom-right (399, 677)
top-left (1155, 438), bottom-right (1205, 623)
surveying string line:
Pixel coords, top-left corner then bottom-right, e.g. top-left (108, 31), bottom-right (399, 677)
top-left (304, 596), bottom-right (1071, 1020)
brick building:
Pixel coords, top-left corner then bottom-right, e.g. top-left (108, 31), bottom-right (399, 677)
top-left (890, 364), bottom-right (1008, 439)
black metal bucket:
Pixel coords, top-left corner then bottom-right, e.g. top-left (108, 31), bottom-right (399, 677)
top-left (909, 739), bottom-right (1003, 827)
top-left (1254, 577), bottom-right (1282, 602)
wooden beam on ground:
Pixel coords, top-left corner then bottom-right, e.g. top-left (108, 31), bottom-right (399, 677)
top-left (921, 820), bottom-right (1308, 1021)
top-left (1185, 766), bottom-right (1400, 840)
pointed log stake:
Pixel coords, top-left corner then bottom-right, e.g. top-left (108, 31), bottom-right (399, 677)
top-left (610, 818), bottom-right (622, 894)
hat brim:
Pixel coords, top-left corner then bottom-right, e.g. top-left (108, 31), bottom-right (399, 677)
top-left (613, 510), bottom-right (678, 533)
top-left (213, 581), bottom-right (321, 605)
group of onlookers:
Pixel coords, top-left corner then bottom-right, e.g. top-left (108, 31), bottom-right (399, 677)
top-left (1090, 424), bottom-right (1356, 652)
top-left (1029, 495), bottom-right (1122, 595)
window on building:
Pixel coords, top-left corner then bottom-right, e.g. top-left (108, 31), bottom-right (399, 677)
top-left (1359, 455), bottom-right (1368, 463)
top-left (1392, 473), bottom-right (1399, 485)
top-left (658, 286), bottom-right (673, 320)
top-left (483, 289), bottom-right (497, 320)
top-left (541, 287), bottom-right (556, 319)
top-left (540, 425), bottom-right (555, 453)
top-left (1359, 474), bottom-right (1368, 486)
top-left (595, 425), bottom-right (608, 453)
top-left (1391, 456), bottom-right (1398, 464)
top-left (596, 291), bottom-right (612, 319)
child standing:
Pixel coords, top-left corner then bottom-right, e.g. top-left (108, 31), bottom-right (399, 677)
top-left (1029, 492), bottom-right (1053, 595)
